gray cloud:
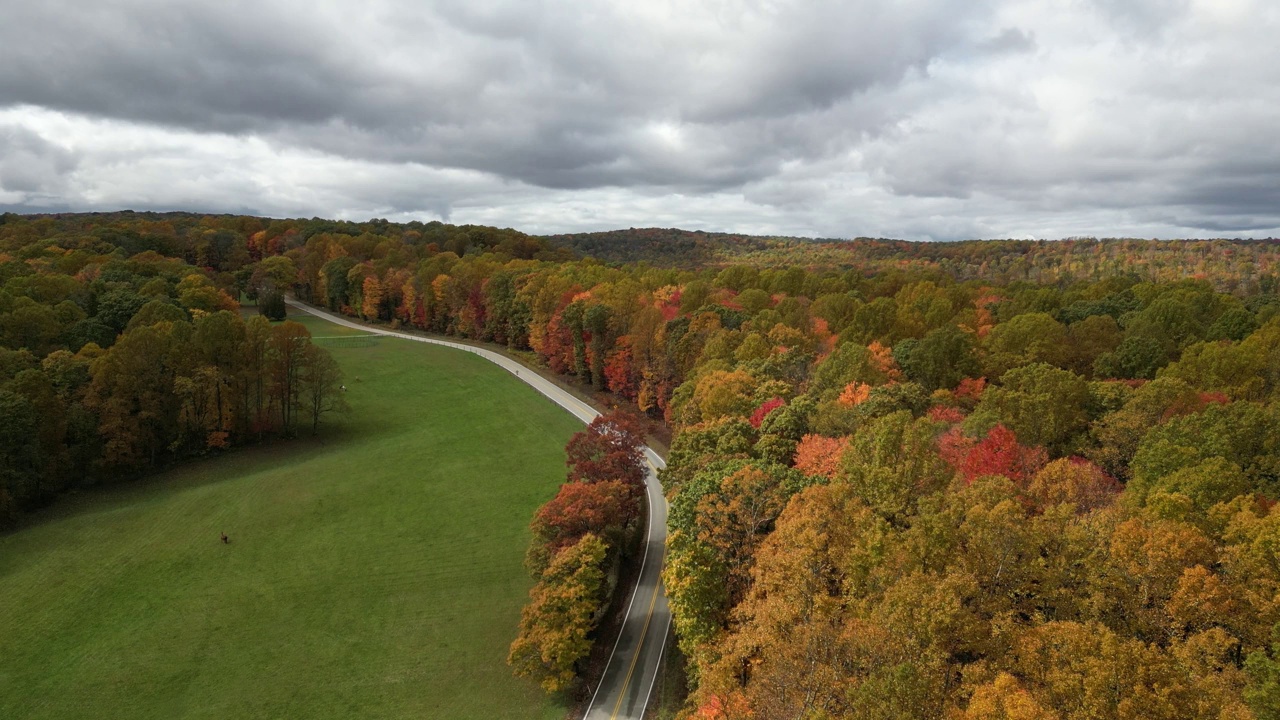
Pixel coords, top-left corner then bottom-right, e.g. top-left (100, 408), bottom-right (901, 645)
top-left (1, 0), bottom-right (1279, 240)
top-left (0, 125), bottom-right (78, 197)
top-left (0, 0), bottom-right (989, 192)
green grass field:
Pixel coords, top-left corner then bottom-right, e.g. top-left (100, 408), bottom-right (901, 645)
top-left (0, 310), bottom-right (581, 719)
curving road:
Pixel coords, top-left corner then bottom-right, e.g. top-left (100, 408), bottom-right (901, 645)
top-left (286, 300), bottom-right (671, 720)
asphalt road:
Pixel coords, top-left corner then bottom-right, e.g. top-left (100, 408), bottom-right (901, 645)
top-left (286, 300), bottom-right (671, 720)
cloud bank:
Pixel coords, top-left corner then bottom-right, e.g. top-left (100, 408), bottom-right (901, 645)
top-left (1, 0), bottom-right (1278, 240)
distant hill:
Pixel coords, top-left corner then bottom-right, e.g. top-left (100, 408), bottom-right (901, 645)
top-left (540, 227), bottom-right (831, 267)
top-left (542, 227), bottom-right (1280, 289)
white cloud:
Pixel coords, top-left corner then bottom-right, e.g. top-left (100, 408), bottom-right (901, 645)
top-left (0, 0), bottom-right (1278, 240)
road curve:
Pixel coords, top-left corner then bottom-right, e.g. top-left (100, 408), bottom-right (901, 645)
top-left (286, 300), bottom-right (671, 720)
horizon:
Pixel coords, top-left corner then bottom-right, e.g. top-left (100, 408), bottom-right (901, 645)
top-left (5, 209), bottom-right (1278, 245)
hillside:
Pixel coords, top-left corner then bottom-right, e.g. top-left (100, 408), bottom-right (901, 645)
top-left (544, 227), bottom-right (1280, 291)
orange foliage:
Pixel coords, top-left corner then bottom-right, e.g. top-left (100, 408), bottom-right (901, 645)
top-left (954, 376), bottom-right (987, 401)
top-left (794, 434), bottom-right (849, 479)
top-left (695, 692), bottom-right (750, 719)
top-left (810, 316), bottom-right (831, 346)
top-left (928, 405), bottom-right (966, 424)
top-left (1027, 457), bottom-right (1121, 513)
top-left (361, 276), bottom-right (384, 320)
top-left (838, 381), bottom-right (872, 407)
top-left (867, 341), bottom-right (902, 381)
top-left (973, 290), bottom-right (1003, 338)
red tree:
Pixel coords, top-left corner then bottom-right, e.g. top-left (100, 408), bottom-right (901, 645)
top-left (412, 297), bottom-right (427, 328)
top-left (604, 339), bottom-right (637, 399)
top-left (749, 397), bottom-right (785, 429)
top-left (531, 480), bottom-right (642, 554)
top-left (565, 410), bottom-right (647, 486)
top-left (954, 376), bottom-right (987, 402)
top-left (938, 424), bottom-right (1048, 486)
top-left (928, 405), bottom-right (966, 424)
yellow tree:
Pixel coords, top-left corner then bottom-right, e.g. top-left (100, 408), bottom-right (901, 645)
top-left (508, 533), bottom-right (607, 693)
top-left (361, 275), bottom-right (384, 321)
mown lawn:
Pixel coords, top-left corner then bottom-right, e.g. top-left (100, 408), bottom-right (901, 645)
top-left (0, 310), bottom-right (579, 720)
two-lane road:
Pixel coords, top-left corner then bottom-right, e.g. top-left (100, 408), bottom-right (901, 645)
top-left (286, 300), bottom-right (670, 720)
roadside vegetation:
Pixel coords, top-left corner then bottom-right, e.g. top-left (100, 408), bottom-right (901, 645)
top-left (508, 410), bottom-right (648, 695)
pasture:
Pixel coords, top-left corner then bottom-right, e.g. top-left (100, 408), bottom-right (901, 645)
top-left (0, 311), bottom-right (579, 719)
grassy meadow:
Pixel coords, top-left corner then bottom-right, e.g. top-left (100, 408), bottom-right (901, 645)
top-left (0, 310), bottom-right (580, 719)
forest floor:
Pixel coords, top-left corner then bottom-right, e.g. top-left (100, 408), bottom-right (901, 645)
top-left (0, 309), bottom-right (580, 720)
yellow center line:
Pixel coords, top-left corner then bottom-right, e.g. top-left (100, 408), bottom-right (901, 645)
top-left (610, 574), bottom-right (662, 720)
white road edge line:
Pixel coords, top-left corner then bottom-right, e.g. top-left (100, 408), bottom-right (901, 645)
top-left (637, 583), bottom-right (673, 719)
top-left (581, 462), bottom-right (655, 718)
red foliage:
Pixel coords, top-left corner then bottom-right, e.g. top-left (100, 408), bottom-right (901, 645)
top-left (712, 288), bottom-right (743, 311)
top-left (1257, 494), bottom-right (1278, 513)
top-left (1199, 391), bottom-right (1231, 406)
top-left (531, 480), bottom-right (641, 553)
top-left (412, 297), bottom-right (427, 328)
top-left (657, 288), bottom-right (683, 321)
top-left (938, 425), bottom-right (1048, 486)
top-left (543, 311), bottom-right (575, 375)
top-left (1160, 391), bottom-right (1219, 423)
top-left (565, 410), bottom-right (647, 486)
top-left (466, 286), bottom-right (487, 338)
top-left (953, 376), bottom-right (987, 401)
top-left (695, 693), bottom-right (750, 719)
top-left (749, 397), bottom-right (785, 429)
top-left (604, 340), bottom-right (637, 399)
top-left (928, 405), bottom-right (966, 424)
top-left (793, 434), bottom-right (850, 479)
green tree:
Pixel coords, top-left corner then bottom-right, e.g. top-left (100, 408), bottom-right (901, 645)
top-left (1129, 401), bottom-right (1280, 498)
top-left (321, 256), bottom-right (358, 310)
top-left (983, 312), bottom-right (1068, 377)
top-left (1094, 336), bottom-right (1167, 380)
top-left (1245, 624), bottom-right (1280, 720)
top-left (973, 363), bottom-right (1090, 455)
top-left (1087, 377), bottom-right (1202, 479)
top-left (893, 325), bottom-right (979, 391)
top-left (839, 411), bottom-right (952, 523)
top-left (1065, 314), bottom-right (1122, 377)
top-left (127, 299), bottom-right (188, 330)
top-left (300, 344), bottom-right (347, 434)
top-left (258, 290), bottom-right (287, 321)
top-left (0, 388), bottom-right (38, 511)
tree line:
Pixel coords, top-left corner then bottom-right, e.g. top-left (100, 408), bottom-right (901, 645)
top-left (0, 225), bottom-right (346, 524)
top-left (507, 410), bottom-right (647, 694)
top-left (8, 211), bottom-right (1280, 716)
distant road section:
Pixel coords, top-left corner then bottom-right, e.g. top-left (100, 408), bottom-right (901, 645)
top-left (286, 300), bottom-right (671, 720)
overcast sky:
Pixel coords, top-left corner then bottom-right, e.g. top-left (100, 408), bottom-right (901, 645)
top-left (1, 0), bottom-right (1277, 240)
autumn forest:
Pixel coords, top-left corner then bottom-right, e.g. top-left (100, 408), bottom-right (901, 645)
top-left (3, 211), bottom-right (1280, 718)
